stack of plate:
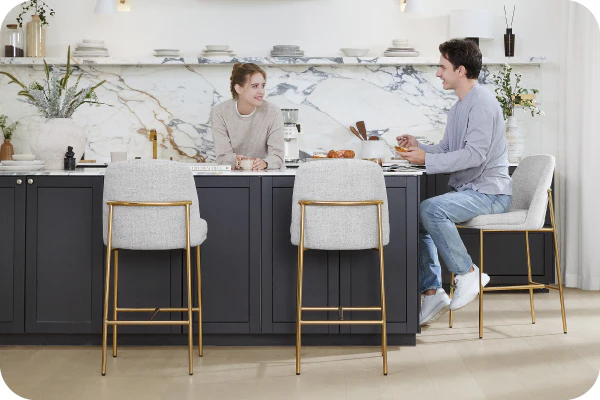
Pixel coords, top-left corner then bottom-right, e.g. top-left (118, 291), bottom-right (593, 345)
top-left (271, 45), bottom-right (304, 57)
top-left (154, 49), bottom-right (181, 57)
top-left (201, 45), bottom-right (236, 57)
top-left (73, 40), bottom-right (109, 57)
top-left (0, 154), bottom-right (44, 171)
top-left (383, 38), bottom-right (419, 57)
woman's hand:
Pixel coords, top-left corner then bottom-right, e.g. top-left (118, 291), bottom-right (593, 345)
top-left (234, 154), bottom-right (247, 170)
top-left (252, 158), bottom-right (268, 170)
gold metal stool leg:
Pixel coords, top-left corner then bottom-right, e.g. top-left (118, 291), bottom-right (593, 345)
top-left (196, 246), bottom-right (203, 357)
top-left (479, 230), bottom-right (484, 339)
top-left (548, 191), bottom-right (567, 333)
top-left (112, 249), bottom-right (119, 357)
top-left (377, 204), bottom-right (388, 376)
top-left (525, 232), bottom-right (536, 324)
top-left (296, 205), bottom-right (306, 375)
top-left (185, 205), bottom-right (193, 375)
top-left (101, 205), bottom-right (114, 376)
top-left (449, 273), bottom-right (455, 328)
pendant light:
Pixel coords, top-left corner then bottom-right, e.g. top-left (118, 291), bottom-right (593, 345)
top-left (94, 0), bottom-right (117, 14)
top-left (402, 0), bottom-right (424, 13)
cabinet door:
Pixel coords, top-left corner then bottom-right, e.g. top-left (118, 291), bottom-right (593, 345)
top-left (25, 176), bottom-right (103, 333)
top-left (261, 177), bottom-right (339, 334)
top-left (430, 172), bottom-right (554, 285)
top-left (184, 176), bottom-right (261, 334)
top-left (0, 176), bottom-right (26, 333)
top-left (339, 176), bottom-right (420, 335)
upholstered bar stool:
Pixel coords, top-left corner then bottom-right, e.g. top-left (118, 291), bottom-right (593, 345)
top-left (290, 159), bottom-right (390, 375)
top-left (101, 160), bottom-right (207, 375)
top-left (449, 155), bottom-right (567, 338)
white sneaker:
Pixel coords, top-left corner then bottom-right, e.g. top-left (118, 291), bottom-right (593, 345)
top-left (420, 288), bottom-right (451, 326)
top-left (450, 265), bottom-right (490, 311)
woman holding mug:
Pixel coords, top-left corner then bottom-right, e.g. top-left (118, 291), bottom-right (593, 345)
top-left (211, 63), bottom-right (284, 170)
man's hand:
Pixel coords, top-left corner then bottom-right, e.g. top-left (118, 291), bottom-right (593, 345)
top-left (252, 158), bottom-right (267, 170)
top-left (399, 146), bottom-right (426, 165)
top-left (234, 154), bottom-right (247, 170)
top-left (396, 134), bottom-right (419, 149)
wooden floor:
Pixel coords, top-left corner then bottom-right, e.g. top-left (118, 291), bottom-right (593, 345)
top-left (1, 288), bottom-right (598, 400)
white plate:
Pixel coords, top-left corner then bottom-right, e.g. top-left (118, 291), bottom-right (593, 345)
top-left (304, 157), bottom-right (357, 161)
top-left (203, 49), bottom-right (233, 53)
top-left (1, 160), bottom-right (44, 166)
top-left (205, 45), bottom-right (229, 51)
top-left (386, 47), bottom-right (415, 51)
top-left (384, 51), bottom-right (420, 57)
top-left (77, 42), bottom-right (108, 48)
top-left (0, 164), bottom-right (44, 171)
top-left (154, 48), bottom-right (180, 52)
top-left (83, 39), bottom-right (104, 44)
top-left (201, 53), bottom-right (237, 57)
top-left (12, 154), bottom-right (35, 161)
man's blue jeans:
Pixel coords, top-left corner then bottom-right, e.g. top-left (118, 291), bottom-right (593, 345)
top-left (419, 190), bottom-right (512, 294)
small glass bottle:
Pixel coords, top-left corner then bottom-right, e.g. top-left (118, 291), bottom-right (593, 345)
top-left (4, 24), bottom-right (25, 57)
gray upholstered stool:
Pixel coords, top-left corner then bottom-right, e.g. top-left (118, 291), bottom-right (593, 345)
top-left (450, 155), bottom-right (567, 338)
top-left (290, 159), bottom-right (390, 375)
top-left (101, 160), bottom-right (208, 375)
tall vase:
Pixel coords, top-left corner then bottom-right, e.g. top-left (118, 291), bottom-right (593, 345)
top-left (504, 28), bottom-right (515, 57)
top-left (506, 116), bottom-right (524, 163)
top-left (30, 118), bottom-right (86, 170)
top-left (26, 15), bottom-right (46, 57)
top-left (0, 139), bottom-right (14, 161)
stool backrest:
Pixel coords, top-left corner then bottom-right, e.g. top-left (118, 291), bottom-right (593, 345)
top-left (510, 154), bottom-right (555, 229)
top-left (103, 160), bottom-right (202, 250)
top-left (290, 159), bottom-right (390, 250)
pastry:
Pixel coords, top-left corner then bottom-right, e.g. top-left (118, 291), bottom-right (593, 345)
top-left (342, 150), bottom-right (355, 158)
top-left (327, 150), bottom-right (339, 158)
top-left (394, 145), bottom-right (409, 153)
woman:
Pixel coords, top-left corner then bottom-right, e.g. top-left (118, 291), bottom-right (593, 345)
top-left (211, 63), bottom-right (284, 170)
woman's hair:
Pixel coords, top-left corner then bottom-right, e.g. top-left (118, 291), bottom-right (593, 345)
top-left (438, 39), bottom-right (482, 80)
top-left (230, 63), bottom-right (267, 99)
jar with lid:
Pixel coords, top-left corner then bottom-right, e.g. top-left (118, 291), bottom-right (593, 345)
top-left (4, 24), bottom-right (25, 57)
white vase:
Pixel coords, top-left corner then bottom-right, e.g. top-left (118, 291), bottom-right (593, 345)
top-left (506, 116), bottom-right (525, 163)
top-left (30, 118), bottom-right (86, 170)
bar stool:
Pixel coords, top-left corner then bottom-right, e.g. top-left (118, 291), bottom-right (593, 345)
top-left (449, 155), bottom-right (567, 338)
top-left (101, 160), bottom-right (208, 375)
top-left (290, 159), bottom-right (390, 375)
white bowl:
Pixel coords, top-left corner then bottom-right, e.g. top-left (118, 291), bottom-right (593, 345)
top-left (12, 154), bottom-right (36, 161)
top-left (340, 48), bottom-right (369, 57)
top-left (205, 45), bottom-right (229, 51)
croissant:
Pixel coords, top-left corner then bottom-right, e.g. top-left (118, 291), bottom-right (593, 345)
top-left (327, 150), bottom-right (339, 158)
top-left (394, 145), bottom-right (409, 153)
top-left (343, 150), bottom-right (355, 158)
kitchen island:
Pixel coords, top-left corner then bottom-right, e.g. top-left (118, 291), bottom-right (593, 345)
top-left (0, 168), bottom-right (422, 346)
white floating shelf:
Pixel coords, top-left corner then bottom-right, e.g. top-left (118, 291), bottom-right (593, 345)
top-left (0, 56), bottom-right (546, 67)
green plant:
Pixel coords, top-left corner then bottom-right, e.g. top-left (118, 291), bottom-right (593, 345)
top-left (491, 64), bottom-right (544, 120)
top-left (0, 47), bottom-right (108, 119)
top-left (0, 115), bottom-right (18, 140)
top-left (16, 0), bottom-right (55, 28)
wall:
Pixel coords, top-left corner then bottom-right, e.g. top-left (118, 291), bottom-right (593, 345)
top-left (0, 0), bottom-right (564, 159)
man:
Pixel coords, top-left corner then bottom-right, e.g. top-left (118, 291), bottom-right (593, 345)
top-left (398, 39), bottom-right (512, 326)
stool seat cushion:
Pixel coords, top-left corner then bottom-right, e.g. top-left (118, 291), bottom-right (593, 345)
top-left (290, 160), bottom-right (390, 250)
top-left (461, 209), bottom-right (528, 230)
top-left (103, 160), bottom-right (207, 250)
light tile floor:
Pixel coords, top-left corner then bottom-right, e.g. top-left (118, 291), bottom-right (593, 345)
top-left (1, 288), bottom-right (599, 400)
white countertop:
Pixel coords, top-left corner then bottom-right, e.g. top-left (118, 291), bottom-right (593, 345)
top-left (0, 167), bottom-right (423, 177)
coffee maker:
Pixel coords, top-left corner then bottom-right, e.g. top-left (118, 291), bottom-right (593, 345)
top-left (281, 109), bottom-right (303, 164)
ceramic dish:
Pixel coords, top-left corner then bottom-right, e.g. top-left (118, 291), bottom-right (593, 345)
top-left (0, 160), bottom-right (44, 166)
top-left (305, 157), bottom-right (356, 161)
top-left (83, 39), bottom-right (104, 44)
top-left (203, 49), bottom-right (233, 53)
top-left (0, 164), bottom-right (44, 171)
top-left (340, 48), bottom-right (369, 57)
top-left (154, 49), bottom-right (180, 52)
top-left (11, 154), bottom-right (36, 161)
top-left (386, 47), bottom-right (415, 51)
top-left (201, 53), bottom-right (237, 57)
top-left (384, 51), bottom-right (420, 57)
top-left (205, 45), bottom-right (229, 51)
top-left (77, 42), bottom-right (107, 48)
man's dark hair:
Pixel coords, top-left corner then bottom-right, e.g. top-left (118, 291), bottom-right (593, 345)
top-left (438, 39), bottom-right (482, 80)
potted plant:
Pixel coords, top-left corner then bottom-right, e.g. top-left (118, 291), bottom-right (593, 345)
top-left (17, 0), bottom-right (56, 57)
top-left (0, 46), bottom-right (107, 169)
top-left (491, 64), bottom-right (544, 162)
top-left (0, 115), bottom-right (18, 161)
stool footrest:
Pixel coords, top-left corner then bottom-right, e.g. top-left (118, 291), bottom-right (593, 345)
top-left (483, 284), bottom-right (546, 292)
top-left (106, 320), bottom-right (191, 326)
top-left (300, 320), bottom-right (384, 326)
top-left (116, 307), bottom-right (200, 312)
top-left (301, 306), bottom-right (382, 312)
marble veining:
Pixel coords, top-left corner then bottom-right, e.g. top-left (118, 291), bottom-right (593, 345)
top-left (0, 61), bottom-right (541, 163)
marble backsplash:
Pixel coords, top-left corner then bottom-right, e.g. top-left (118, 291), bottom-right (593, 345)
top-left (0, 61), bottom-right (541, 162)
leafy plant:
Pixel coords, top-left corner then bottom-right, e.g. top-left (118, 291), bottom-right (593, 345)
top-left (491, 64), bottom-right (544, 120)
top-left (0, 47), bottom-right (108, 119)
top-left (17, 0), bottom-right (55, 28)
top-left (0, 115), bottom-right (18, 140)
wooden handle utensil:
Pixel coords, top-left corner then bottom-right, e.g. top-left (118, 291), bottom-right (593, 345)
top-left (356, 121), bottom-right (368, 141)
top-left (350, 126), bottom-right (364, 141)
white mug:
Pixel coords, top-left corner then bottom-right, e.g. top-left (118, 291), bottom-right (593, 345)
top-left (111, 152), bottom-right (127, 163)
top-left (240, 159), bottom-right (254, 170)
